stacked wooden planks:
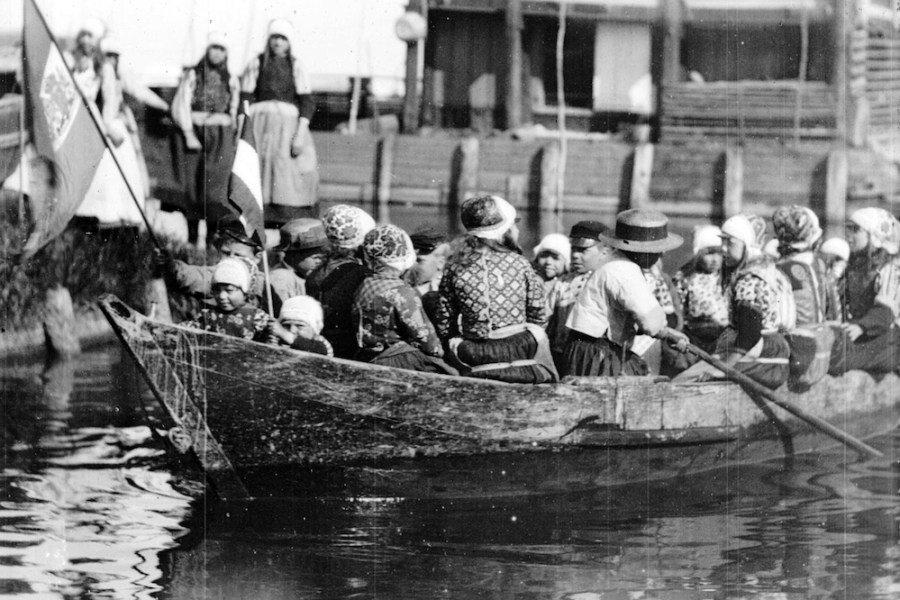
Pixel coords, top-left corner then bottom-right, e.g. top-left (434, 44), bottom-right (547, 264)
top-left (660, 81), bottom-right (837, 141)
top-left (866, 32), bottom-right (900, 131)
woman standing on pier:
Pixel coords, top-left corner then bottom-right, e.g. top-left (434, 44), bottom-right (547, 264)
top-left (170, 31), bottom-right (239, 243)
top-left (240, 18), bottom-right (318, 224)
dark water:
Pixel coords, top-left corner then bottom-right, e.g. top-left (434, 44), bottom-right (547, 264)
top-left (2, 343), bottom-right (899, 599)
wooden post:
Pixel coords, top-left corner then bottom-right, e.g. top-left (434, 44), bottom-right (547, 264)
top-left (402, 0), bottom-right (424, 133)
top-left (457, 136), bottom-right (480, 206)
top-left (660, 0), bottom-right (683, 86)
top-left (825, 149), bottom-right (848, 228)
top-left (540, 142), bottom-right (561, 212)
top-left (43, 285), bottom-right (80, 357)
top-left (629, 142), bottom-right (654, 210)
top-left (723, 145), bottom-right (744, 218)
top-left (505, 0), bottom-right (524, 130)
top-left (375, 134), bottom-right (396, 223)
top-left (833, 0), bottom-right (848, 143)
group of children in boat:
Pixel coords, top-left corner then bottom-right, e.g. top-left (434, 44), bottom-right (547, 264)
top-left (157, 198), bottom-right (900, 390)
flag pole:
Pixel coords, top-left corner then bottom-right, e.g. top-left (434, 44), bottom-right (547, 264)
top-left (239, 100), bottom-right (274, 318)
top-left (29, 0), bottom-right (164, 251)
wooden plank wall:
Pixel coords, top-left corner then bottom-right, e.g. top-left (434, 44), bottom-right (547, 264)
top-left (866, 19), bottom-right (900, 132)
top-left (661, 81), bottom-right (837, 142)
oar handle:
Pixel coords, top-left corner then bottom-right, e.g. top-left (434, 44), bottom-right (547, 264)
top-left (684, 343), bottom-right (884, 459)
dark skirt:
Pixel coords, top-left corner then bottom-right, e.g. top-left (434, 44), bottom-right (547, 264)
top-left (562, 332), bottom-right (649, 378)
top-left (454, 330), bottom-right (555, 384)
top-left (360, 342), bottom-right (457, 375)
top-left (715, 328), bottom-right (790, 390)
top-left (169, 123), bottom-right (236, 228)
top-left (829, 324), bottom-right (900, 376)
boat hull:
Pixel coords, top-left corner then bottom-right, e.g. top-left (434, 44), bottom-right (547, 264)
top-left (98, 296), bottom-right (900, 500)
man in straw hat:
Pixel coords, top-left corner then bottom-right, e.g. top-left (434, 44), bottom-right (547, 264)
top-left (434, 194), bottom-right (557, 383)
top-left (563, 209), bottom-right (689, 377)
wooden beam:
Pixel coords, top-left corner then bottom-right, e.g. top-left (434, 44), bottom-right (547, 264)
top-left (505, 0), bottom-right (524, 129)
top-left (660, 0), bottom-right (683, 87)
top-left (723, 146), bottom-right (743, 219)
top-left (825, 149), bottom-right (848, 228)
top-left (833, 0), bottom-right (848, 143)
top-left (402, 0), bottom-right (425, 133)
top-left (629, 143), bottom-right (654, 210)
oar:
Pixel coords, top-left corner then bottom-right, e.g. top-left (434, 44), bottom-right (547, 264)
top-left (684, 343), bottom-right (884, 459)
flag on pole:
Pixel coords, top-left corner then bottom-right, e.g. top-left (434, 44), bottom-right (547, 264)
top-left (228, 112), bottom-right (265, 245)
top-left (20, 0), bottom-right (106, 256)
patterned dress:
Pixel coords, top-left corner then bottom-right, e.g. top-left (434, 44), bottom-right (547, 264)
top-left (185, 305), bottom-right (272, 342)
top-left (434, 238), bottom-right (546, 339)
top-left (353, 271), bottom-right (443, 360)
top-left (674, 268), bottom-right (729, 351)
top-left (716, 256), bottom-right (794, 389)
top-left (434, 237), bottom-right (551, 383)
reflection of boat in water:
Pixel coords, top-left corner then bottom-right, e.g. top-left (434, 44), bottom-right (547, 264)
top-left (99, 294), bottom-right (900, 501)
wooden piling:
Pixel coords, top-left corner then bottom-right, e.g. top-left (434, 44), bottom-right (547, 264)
top-left (457, 136), bottom-right (480, 205)
top-left (629, 143), bottom-right (654, 210)
top-left (375, 134), bottom-right (396, 222)
top-left (505, 0), bottom-right (524, 130)
top-left (825, 149), bottom-right (848, 227)
top-left (43, 285), bottom-right (80, 358)
top-left (540, 142), bottom-right (561, 212)
top-left (402, 0), bottom-right (425, 133)
top-left (723, 145), bottom-right (744, 218)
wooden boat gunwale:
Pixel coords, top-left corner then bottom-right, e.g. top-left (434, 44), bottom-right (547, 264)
top-left (98, 295), bottom-right (900, 500)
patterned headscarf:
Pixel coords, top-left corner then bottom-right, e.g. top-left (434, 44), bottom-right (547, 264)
top-left (773, 205), bottom-right (822, 252)
top-left (850, 207), bottom-right (900, 255)
top-left (363, 224), bottom-right (416, 272)
top-left (322, 205), bottom-right (376, 250)
top-left (742, 213), bottom-right (768, 248)
top-left (460, 195), bottom-right (517, 241)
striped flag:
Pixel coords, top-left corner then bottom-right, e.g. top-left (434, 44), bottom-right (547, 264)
top-left (228, 112), bottom-right (265, 244)
top-left (20, 0), bottom-right (106, 256)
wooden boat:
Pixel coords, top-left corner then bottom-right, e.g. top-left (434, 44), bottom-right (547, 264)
top-left (98, 295), bottom-right (900, 501)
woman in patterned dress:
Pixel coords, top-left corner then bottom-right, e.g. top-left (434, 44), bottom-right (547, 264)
top-left (352, 224), bottom-right (451, 373)
top-left (434, 195), bottom-right (556, 383)
top-left (677, 214), bottom-right (796, 389)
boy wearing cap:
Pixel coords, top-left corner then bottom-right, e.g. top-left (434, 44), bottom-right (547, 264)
top-left (544, 221), bottom-right (610, 372)
top-left (269, 218), bottom-right (329, 301)
top-left (564, 209), bottom-right (689, 378)
top-left (184, 258), bottom-right (273, 342)
top-left (156, 216), bottom-right (281, 315)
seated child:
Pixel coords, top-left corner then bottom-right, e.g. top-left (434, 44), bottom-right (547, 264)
top-left (184, 258), bottom-right (273, 342)
top-left (270, 295), bottom-right (334, 356)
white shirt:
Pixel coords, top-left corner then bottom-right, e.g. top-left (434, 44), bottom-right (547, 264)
top-left (566, 250), bottom-right (665, 347)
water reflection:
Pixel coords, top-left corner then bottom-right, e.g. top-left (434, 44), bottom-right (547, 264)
top-left (1, 345), bottom-right (898, 599)
top-left (162, 441), bottom-right (899, 599)
top-left (1, 350), bottom-right (193, 599)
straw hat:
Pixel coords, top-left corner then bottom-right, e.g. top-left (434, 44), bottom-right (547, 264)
top-left (598, 209), bottom-right (682, 253)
